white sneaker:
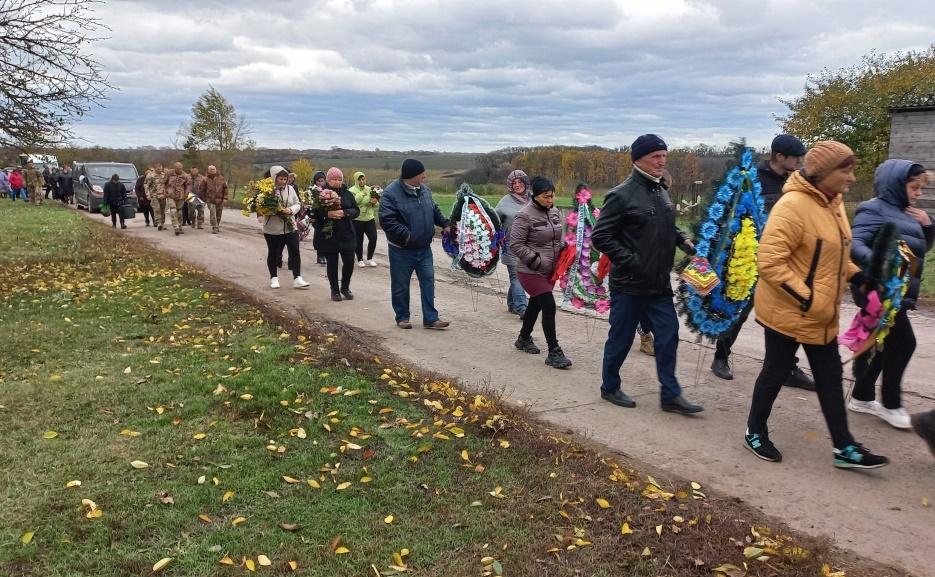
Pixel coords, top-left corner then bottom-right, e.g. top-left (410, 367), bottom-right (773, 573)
top-left (876, 406), bottom-right (912, 430)
top-left (270, 277), bottom-right (280, 289)
top-left (357, 260), bottom-right (366, 267)
top-left (847, 398), bottom-right (881, 415)
top-left (366, 259), bottom-right (377, 267)
top-left (293, 276), bottom-right (310, 289)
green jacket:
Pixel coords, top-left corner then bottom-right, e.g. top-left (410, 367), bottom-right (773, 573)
top-left (349, 171), bottom-right (376, 221)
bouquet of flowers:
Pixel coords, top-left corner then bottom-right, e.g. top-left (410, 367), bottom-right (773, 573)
top-left (242, 177), bottom-right (294, 231)
top-left (442, 183), bottom-right (505, 278)
top-left (312, 188), bottom-right (342, 237)
top-left (370, 186), bottom-right (383, 202)
top-left (559, 186), bottom-right (610, 314)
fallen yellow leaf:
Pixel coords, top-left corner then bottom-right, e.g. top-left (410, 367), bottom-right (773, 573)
top-left (461, 449), bottom-right (470, 461)
top-left (621, 522), bottom-right (633, 535)
top-left (86, 508), bottom-right (103, 519)
top-left (232, 516), bottom-right (246, 526)
top-left (192, 433), bottom-right (207, 440)
top-left (222, 491), bottom-right (235, 502)
top-left (129, 460), bottom-right (149, 469)
top-left (21, 531), bottom-right (34, 545)
top-left (288, 560), bottom-right (298, 571)
top-left (335, 546), bottom-right (350, 555)
top-left (198, 514), bottom-right (212, 524)
top-left (257, 554), bottom-right (271, 566)
top-left (336, 481), bottom-right (352, 490)
top-left (282, 476), bottom-right (300, 484)
top-left (384, 515), bottom-right (394, 524)
top-left (240, 394), bottom-right (254, 400)
top-left (307, 479), bottom-right (321, 489)
top-left (42, 431), bottom-right (59, 439)
top-left (219, 556), bottom-right (235, 566)
top-left (65, 480), bottom-right (82, 488)
top-left (152, 557), bottom-right (172, 572)
top-left (596, 498), bottom-right (610, 509)
top-left (245, 558), bottom-right (256, 572)
top-left (655, 524), bottom-right (663, 536)
top-left (119, 429), bottom-right (141, 437)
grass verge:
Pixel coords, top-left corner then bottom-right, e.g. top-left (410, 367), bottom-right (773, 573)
top-left (0, 202), bottom-right (906, 577)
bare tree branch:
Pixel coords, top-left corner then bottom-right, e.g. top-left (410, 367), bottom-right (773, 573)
top-left (0, 0), bottom-right (113, 149)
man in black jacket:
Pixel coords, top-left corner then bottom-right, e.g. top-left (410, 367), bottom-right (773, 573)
top-left (592, 134), bottom-right (702, 414)
top-left (710, 135), bottom-right (816, 391)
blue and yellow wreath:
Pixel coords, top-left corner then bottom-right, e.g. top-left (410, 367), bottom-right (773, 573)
top-left (677, 148), bottom-right (767, 340)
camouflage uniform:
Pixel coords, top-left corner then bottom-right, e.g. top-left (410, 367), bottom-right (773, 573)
top-left (25, 164), bottom-right (43, 205)
top-left (202, 173), bottom-right (229, 233)
top-left (144, 168), bottom-right (168, 229)
top-left (188, 173), bottom-right (206, 229)
top-left (164, 170), bottom-right (192, 234)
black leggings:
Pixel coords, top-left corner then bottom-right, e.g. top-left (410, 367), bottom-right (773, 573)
top-left (353, 220), bottom-right (378, 261)
top-left (748, 327), bottom-right (853, 449)
top-left (520, 292), bottom-right (558, 349)
top-left (853, 308), bottom-right (915, 409)
top-left (324, 245), bottom-right (356, 292)
top-left (265, 232), bottom-right (300, 278)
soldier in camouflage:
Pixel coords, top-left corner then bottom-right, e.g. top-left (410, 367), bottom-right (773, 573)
top-left (144, 163), bottom-right (168, 230)
top-left (25, 162), bottom-right (44, 205)
top-left (165, 162), bottom-right (192, 235)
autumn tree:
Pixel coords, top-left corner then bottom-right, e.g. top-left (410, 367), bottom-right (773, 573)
top-left (779, 45), bottom-right (935, 179)
top-left (291, 158), bottom-right (313, 190)
top-left (179, 87), bottom-right (255, 190)
top-left (0, 0), bottom-right (111, 148)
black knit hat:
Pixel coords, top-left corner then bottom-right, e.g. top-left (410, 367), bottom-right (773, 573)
top-left (631, 134), bottom-right (667, 162)
top-left (400, 159), bottom-right (425, 180)
top-left (530, 176), bottom-right (555, 197)
top-left (771, 134), bottom-right (807, 157)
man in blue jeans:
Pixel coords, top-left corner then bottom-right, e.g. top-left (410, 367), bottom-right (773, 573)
top-left (592, 134), bottom-right (703, 414)
top-left (379, 159), bottom-right (451, 330)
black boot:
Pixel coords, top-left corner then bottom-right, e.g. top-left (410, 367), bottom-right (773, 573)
top-left (514, 335), bottom-right (540, 354)
top-left (341, 288), bottom-right (354, 300)
top-left (331, 291), bottom-right (343, 302)
top-left (545, 345), bottom-right (572, 369)
top-left (786, 365), bottom-right (816, 391)
top-left (711, 357), bottom-right (733, 380)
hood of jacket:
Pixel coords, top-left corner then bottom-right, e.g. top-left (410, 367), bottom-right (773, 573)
top-left (874, 159), bottom-right (918, 209)
top-left (353, 171), bottom-right (366, 184)
top-left (270, 165), bottom-right (287, 179)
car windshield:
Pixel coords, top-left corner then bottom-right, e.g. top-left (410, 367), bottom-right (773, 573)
top-left (86, 164), bottom-right (137, 180)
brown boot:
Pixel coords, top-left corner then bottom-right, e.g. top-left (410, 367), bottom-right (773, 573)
top-left (639, 333), bottom-right (655, 356)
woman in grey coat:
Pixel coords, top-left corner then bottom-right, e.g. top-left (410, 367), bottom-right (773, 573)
top-left (262, 165), bottom-right (310, 290)
top-left (508, 176), bottom-right (571, 369)
top-left (496, 170), bottom-right (530, 316)
top-left (848, 160), bottom-right (933, 429)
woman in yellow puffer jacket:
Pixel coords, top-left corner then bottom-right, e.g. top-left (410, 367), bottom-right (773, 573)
top-left (744, 141), bottom-right (888, 471)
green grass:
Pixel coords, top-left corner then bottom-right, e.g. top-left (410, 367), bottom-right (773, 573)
top-left (0, 202), bottom-right (885, 577)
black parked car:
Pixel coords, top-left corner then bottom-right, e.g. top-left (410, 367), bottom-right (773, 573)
top-left (73, 162), bottom-right (140, 213)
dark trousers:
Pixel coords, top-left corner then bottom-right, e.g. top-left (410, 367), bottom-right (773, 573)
top-left (716, 303), bottom-right (808, 379)
top-left (747, 327), bottom-right (854, 449)
top-left (853, 308), bottom-right (914, 410)
top-left (265, 232), bottom-right (300, 278)
top-left (353, 219), bottom-right (378, 261)
top-left (110, 210), bottom-right (125, 227)
top-left (520, 291), bottom-right (558, 349)
top-left (139, 204), bottom-right (154, 225)
top-left (181, 201), bottom-right (192, 225)
top-left (388, 245), bottom-right (438, 325)
top-left (324, 246), bottom-right (356, 292)
top-left (601, 291), bottom-right (682, 401)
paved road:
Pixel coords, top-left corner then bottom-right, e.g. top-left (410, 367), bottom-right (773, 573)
top-left (110, 209), bottom-right (934, 575)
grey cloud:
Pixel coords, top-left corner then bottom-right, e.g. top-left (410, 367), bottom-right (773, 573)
top-left (76, 0), bottom-right (935, 151)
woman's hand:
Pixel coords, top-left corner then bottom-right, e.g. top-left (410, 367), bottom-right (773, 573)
top-left (327, 209), bottom-right (345, 219)
top-left (907, 206), bottom-right (932, 226)
top-left (281, 207), bottom-right (293, 215)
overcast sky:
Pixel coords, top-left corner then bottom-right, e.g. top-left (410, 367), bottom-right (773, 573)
top-left (77, 0), bottom-right (933, 152)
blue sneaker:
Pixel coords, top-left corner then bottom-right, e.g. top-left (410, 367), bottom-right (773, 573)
top-left (833, 444), bottom-right (889, 470)
top-left (744, 430), bottom-right (782, 462)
